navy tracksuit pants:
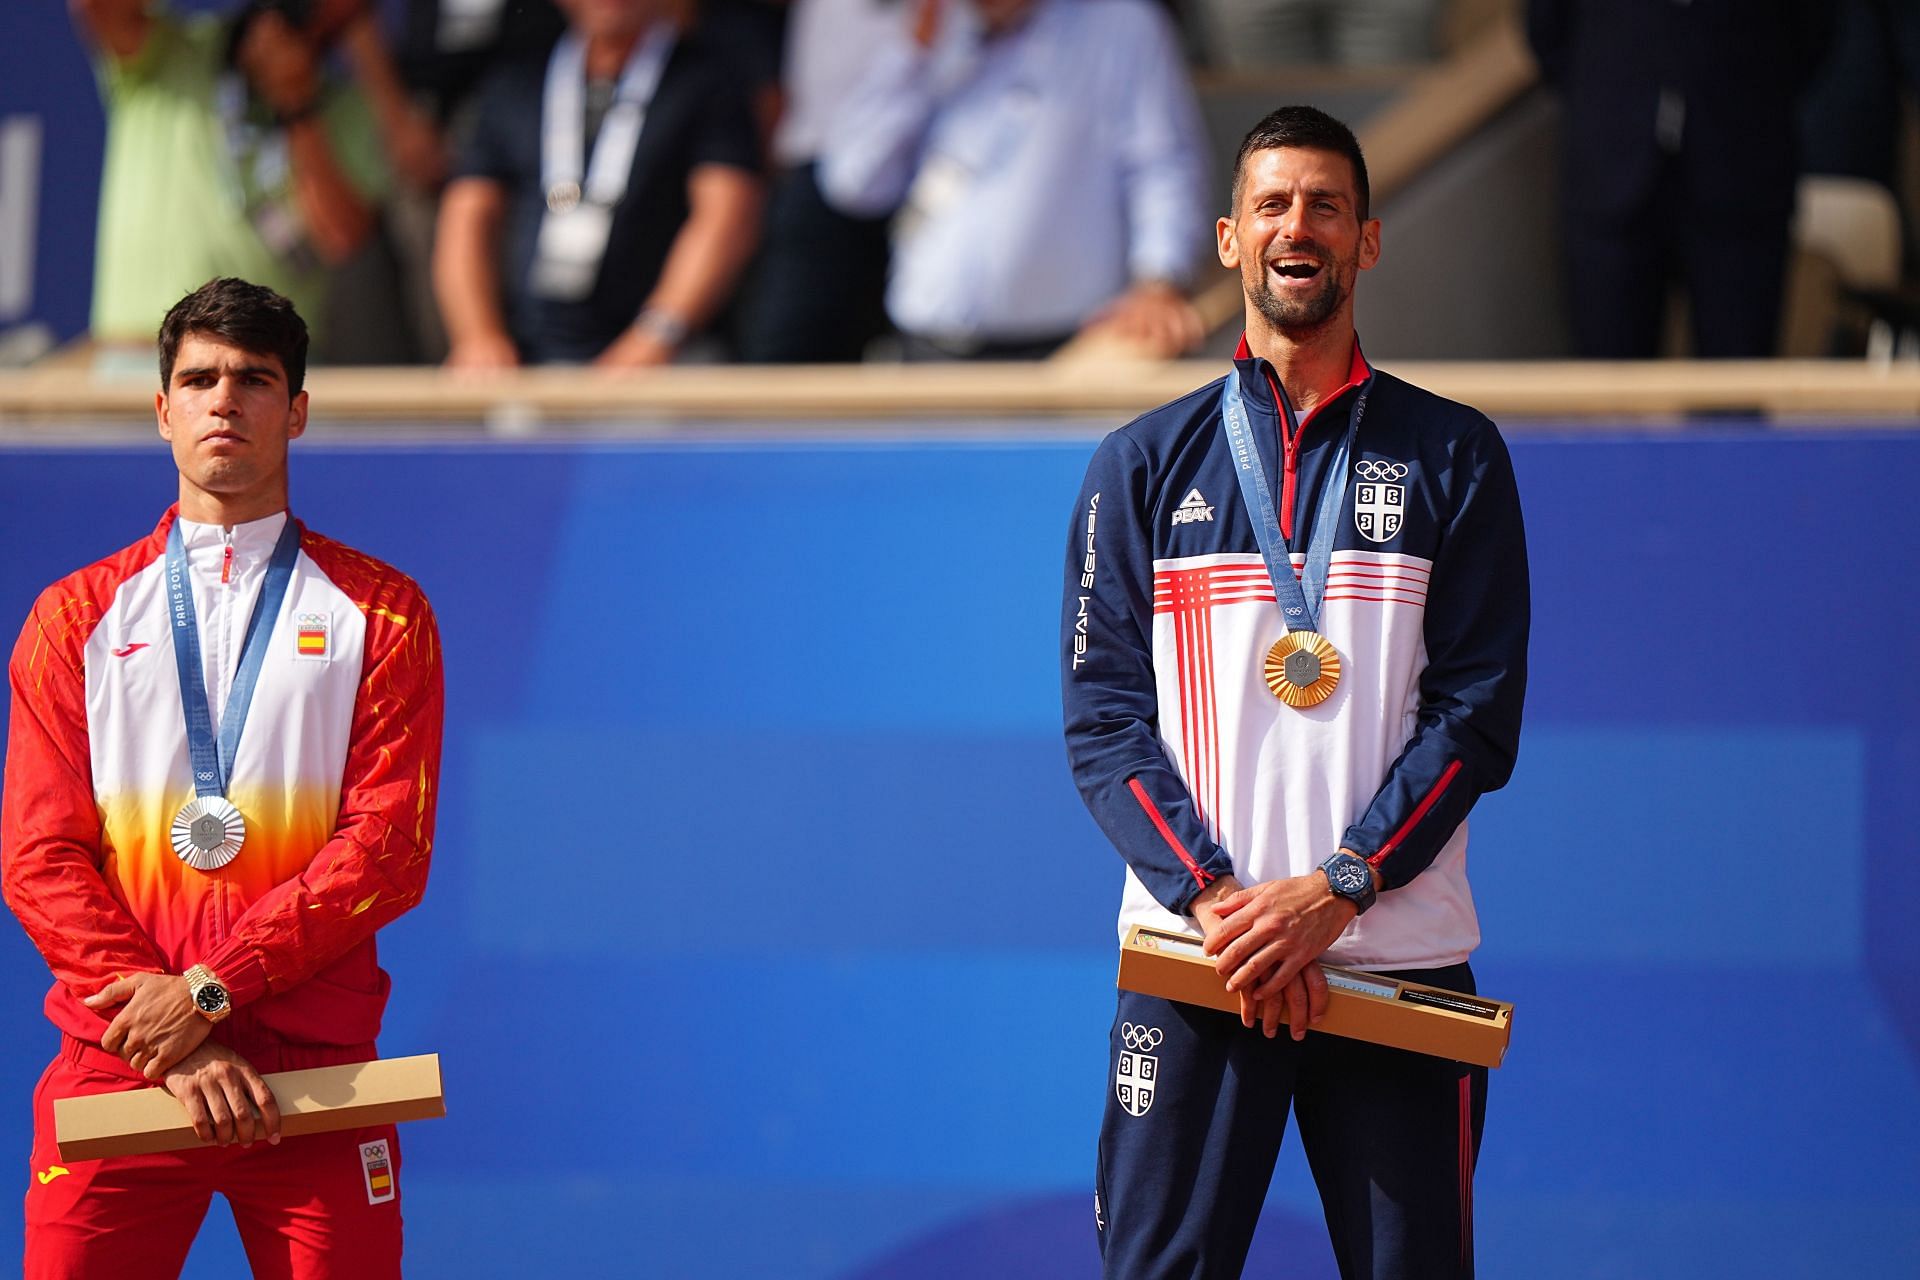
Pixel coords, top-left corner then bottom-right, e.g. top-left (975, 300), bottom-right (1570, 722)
top-left (1097, 964), bottom-right (1487, 1280)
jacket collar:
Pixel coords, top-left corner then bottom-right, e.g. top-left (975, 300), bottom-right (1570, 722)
top-left (1230, 332), bottom-right (1372, 437)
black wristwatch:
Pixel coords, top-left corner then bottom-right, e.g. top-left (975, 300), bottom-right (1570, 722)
top-left (183, 964), bottom-right (232, 1023)
top-left (1319, 852), bottom-right (1377, 916)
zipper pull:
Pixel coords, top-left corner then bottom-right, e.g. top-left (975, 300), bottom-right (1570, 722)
top-left (221, 532), bottom-right (234, 585)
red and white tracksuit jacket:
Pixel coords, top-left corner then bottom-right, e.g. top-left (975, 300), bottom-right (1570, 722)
top-left (3, 505), bottom-right (442, 1059)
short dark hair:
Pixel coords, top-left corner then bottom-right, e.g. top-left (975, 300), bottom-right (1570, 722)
top-left (157, 278), bottom-right (310, 395)
top-left (1230, 105), bottom-right (1371, 221)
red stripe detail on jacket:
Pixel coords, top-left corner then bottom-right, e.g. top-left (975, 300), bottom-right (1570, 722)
top-left (1128, 778), bottom-right (1214, 889)
top-left (1156, 591), bottom-right (1278, 607)
top-left (1163, 567), bottom-right (1229, 837)
top-left (1322, 590), bottom-right (1428, 606)
top-left (1367, 759), bottom-right (1464, 867)
top-left (1327, 566), bottom-right (1431, 584)
top-left (1201, 585), bottom-right (1221, 836)
top-left (1174, 594), bottom-right (1202, 828)
top-left (1153, 562), bottom-right (1429, 608)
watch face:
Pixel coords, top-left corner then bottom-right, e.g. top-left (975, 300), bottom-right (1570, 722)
top-left (194, 984), bottom-right (228, 1013)
top-left (1333, 861), bottom-right (1367, 893)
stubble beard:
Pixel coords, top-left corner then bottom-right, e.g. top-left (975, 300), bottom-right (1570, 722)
top-left (180, 434), bottom-right (277, 505)
top-left (1247, 247), bottom-right (1352, 338)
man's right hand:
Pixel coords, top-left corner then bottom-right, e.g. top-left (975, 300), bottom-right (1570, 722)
top-left (911, 0), bottom-right (942, 48)
top-left (1191, 873), bottom-right (1328, 1039)
top-left (1191, 875), bottom-right (1262, 1027)
top-left (162, 1042), bottom-right (282, 1148)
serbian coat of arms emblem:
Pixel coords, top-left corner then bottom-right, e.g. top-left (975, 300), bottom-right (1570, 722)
top-left (1353, 458), bottom-right (1409, 543)
top-left (1116, 1022), bottom-right (1164, 1117)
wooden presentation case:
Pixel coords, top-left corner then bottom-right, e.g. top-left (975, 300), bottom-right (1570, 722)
top-left (1118, 926), bottom-right (1513, 1068)
top-left (55, 1053), bottom-right (446, 1161)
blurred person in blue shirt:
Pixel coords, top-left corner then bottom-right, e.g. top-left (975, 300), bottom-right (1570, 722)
top-left (819, 0), bottom-right (1210, 360)
top-left (737, 0), bottom-right (901, 363)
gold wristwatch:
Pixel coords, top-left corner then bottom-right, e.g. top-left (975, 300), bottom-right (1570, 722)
top-left (183, 964), bottom-right (232, 1023)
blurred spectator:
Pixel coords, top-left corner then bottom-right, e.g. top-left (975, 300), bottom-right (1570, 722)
top-left (1190, 0), bottom-right (1439, 70)
top-left (328, 0), bottom-right (563, 364)
top-left (433, 0), bottom-right (764, 367)
top-left (691, 0), bottom-right (790, 146)
top-left (1799, 0), bottom-right (1920, 189)
top-left (819, 0), bottom-right (1209, 360)
top-left (70, 0), bottom-right (390, 354)
top-left (391, 0), bottom-right (567, 130)
top-left (1529, 0), bottom-right (1834, 359)
top-left (323, 8), bottom-right (457, 362)
top-left (737, 0), bottom-right (898, 362)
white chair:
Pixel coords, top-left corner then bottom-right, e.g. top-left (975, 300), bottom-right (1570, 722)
top-left (1794, 175), bottom-right (1910, 361)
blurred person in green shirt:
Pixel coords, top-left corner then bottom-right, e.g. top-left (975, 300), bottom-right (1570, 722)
top-left (71, 0), bottom-right (390, 359)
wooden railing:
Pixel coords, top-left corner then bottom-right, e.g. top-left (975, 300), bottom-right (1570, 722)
top-left (2, 360), bottom-right (1917, 430)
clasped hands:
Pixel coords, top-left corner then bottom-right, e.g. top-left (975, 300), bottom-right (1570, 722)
top-left (1191, 863), bottom-right (1362, 1040)
top-left (84, 973), bottom-right (281, 1147)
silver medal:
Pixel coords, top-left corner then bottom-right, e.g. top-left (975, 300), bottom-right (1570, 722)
top-left (170, 796), bottom-right (246, 871)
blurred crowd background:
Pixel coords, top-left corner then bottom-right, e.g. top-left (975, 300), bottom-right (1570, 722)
top-left (7, 0), bottom-right (1920, 372)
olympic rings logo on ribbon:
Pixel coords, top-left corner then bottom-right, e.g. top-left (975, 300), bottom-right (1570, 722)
top-left (1353, 459), bottom-right (1409, 482)
top-left (1121, 1022), bottom-right (1164, 1051)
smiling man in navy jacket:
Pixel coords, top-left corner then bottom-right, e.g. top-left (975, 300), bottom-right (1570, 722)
top-left (1062, 106), bottom-right (1529, 1279)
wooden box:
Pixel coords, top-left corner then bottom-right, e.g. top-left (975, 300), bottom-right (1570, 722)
top-left (1119, 926), bottom-right (1513, 1068)
top-left (55, 1053), bottom-right (446, 1160)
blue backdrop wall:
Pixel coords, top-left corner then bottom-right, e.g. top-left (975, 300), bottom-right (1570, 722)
top-left (0, 424), bottom-right (1915, 1277)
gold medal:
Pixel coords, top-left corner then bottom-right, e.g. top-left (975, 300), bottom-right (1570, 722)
top-left (1263, 632), bottom-right (1341, 708)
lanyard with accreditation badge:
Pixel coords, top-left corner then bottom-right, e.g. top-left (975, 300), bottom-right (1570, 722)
top-left (165, 519), bottom-right (301, 870)
top-left (1219, 365), bottom-right (1373, 708)
top-left (531, 24), bottom-right (677, 301)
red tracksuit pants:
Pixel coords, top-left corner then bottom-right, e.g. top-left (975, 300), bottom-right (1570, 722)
top-left (23, 1036), bottom-right (403, 1280)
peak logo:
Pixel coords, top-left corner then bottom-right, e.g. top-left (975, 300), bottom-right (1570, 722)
top-left (1171, 489), bottom-right (1213, 526)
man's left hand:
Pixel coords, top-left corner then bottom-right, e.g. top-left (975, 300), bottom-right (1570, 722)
top-left (86, 972), bottom-right (213, 1079)
top-left (1076, 281), bottom-right (1205, 359)
top-left (1203, 866), bottom-right (1361, 1039)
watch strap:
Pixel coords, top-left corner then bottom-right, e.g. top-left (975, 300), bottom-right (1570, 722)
top-left (634, 308), bottom-right (689, 349)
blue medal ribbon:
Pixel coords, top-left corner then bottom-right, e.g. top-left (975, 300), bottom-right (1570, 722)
top-left (1220, 365), bottom-right (1372, 634)
top-left (165, 518), bottom-right (301, 799)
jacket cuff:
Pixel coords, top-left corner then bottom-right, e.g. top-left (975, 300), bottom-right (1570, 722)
top-left (1168, 848), bottom-right (1234, 914)
top-left (196, 944), bottom-right (270, 1009)
top-left (1339, 827), bottom-right (1392, 883)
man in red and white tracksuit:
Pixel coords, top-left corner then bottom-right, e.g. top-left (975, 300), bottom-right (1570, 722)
top-left (2, 278), bottom-right (442, 1279)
